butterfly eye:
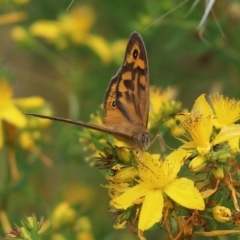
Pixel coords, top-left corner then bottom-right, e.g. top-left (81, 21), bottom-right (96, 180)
top-left (139, 134), bottom-right (145, 143)
top-left (133, 49), bottom-right (139, 59)
top-left (138, 133), bottom-right (151, 151)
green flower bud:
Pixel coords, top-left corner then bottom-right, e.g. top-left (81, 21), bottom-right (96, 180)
top-left (212, 166), bottom-right (224, 179)
top-left (217, 153), bottom-right (231, 163)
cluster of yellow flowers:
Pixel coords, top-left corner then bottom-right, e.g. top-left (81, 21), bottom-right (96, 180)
top-left (87, 90), bottom-right (240, 240)
top-left (10, 6), bottom-right (128, 65)
top-left (3, 77), bottom-right (240, 239)
top-left (0, 80), bottom-right (53, 180)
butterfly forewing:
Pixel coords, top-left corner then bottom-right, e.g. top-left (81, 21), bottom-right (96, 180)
top-left (125, 32), bottom-right (149, 128)
top-left (103, 32), bottom-right (149, 134)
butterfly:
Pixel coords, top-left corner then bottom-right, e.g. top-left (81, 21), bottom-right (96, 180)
top-left (27, 32), bottom-right (151, 152)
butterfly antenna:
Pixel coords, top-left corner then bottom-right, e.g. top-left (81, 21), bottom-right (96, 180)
top-left (149, 116), bottom-right (177, 151)
top-left (151, 134), bottom-right (176, 151)
top-left (25, 113), bottom-right (84, 127)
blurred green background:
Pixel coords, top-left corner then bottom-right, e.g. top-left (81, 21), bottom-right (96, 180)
top-left (1, 0), bottom-right (240, 239)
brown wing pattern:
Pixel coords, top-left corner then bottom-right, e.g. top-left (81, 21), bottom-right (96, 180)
top-left (103, 32), bottom-right (149, 131)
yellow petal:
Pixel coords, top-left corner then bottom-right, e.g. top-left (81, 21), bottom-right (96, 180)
top-left (0, 80), bottom-right (12, 99)
top-left (201, 188), bottom-right (218, 199)
top-left (210, 93), bottom-right (240, 126)
top-left (177, 95), bottom-right (213, 155)
top-left (228, 137), bottom-right (240, 153)
top-left (11, 26), bottom-right (28, 42)
top-left (30, 20), bottom-right (60, 41)
top-left (52, 202), bottom-right (76, 229)
top-left (1, 106), bottom-right (26, 127)
top-left (14, 97), bottom-right (45, 109)
top-left (163, 178), bottom-right (205, 210)
top-left (0, 11), bottom-right (27, 25)
top-left (111, 39), bottom-right (128, 64)
top-left (162, 149), bottom-right (187, 182)
top-left (177, 139), bottom-right (197, 149)
top-left (192, 94), bottom-right (213, 118)
top-left (138, 190), bottom-right (163, 231)
top-left (85, 35), bottom-right (112, 64)
top-left (111, 184), bottom-right (149, 209)
top-left (213, 124), bottom-right (240, 145)
top-left (59, 7), bottom-right (94, 35)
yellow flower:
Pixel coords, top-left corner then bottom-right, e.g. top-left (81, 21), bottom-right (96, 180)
top-left (0, 81), bottom-right (27, 148)
top-left (111, 149), bottom-right (204, 236)
top-left (0, 11), bottom-right (27, 25)
top-left (210, 93), bottom-right (240, 153)
top-left (84, 34), bottom-right (112, 64)
top-left (59, 6), bottom-right (94, 40)
top-left (148, 86), bottom-right (180, 128)
top-left (0, 80), bottom-right (47, 149)
top-left (111, 39), bottom-right (128, 64)
top-left (51, 202), bottom-right (76, 229)
top-left (212, 124), bottom-right (240, 146)
top-left (210, 93), bottom-right (240, 127)
top-left (56, 5), bottom-right (113, 62)
top-left (210, 94), bottom-right (240, 152)
top-left (29, 20), bottom-right (61, 42)
top-left (11, 26), bottom-right (28, 42)
top-left (177, 94), bottom-right (213, 155)
top-left (177, 94), bottom-right (240, 155)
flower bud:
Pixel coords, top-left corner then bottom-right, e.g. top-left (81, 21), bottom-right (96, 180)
top-left (20, 227), bottom-right (31, 238)
top-left (114, 220), bottom-right (127, 229)
top-left (217, 153), bottom-right (231, 163)
top-left (213, 206), bottom-right (232, 222)
top-left (52, 202), bottom-right (76, 229)
top-left (116, 147), bottom-right (131, 163)
top-left (212, 166), bottom-right (224, 179)
top-left (110, 167), bottom-right (138, 184)
top-left (189, 155), bottom-right (207, 172)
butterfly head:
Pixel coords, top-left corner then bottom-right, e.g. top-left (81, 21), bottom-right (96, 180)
top-left (137, 131), bottom-right (151, 151)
